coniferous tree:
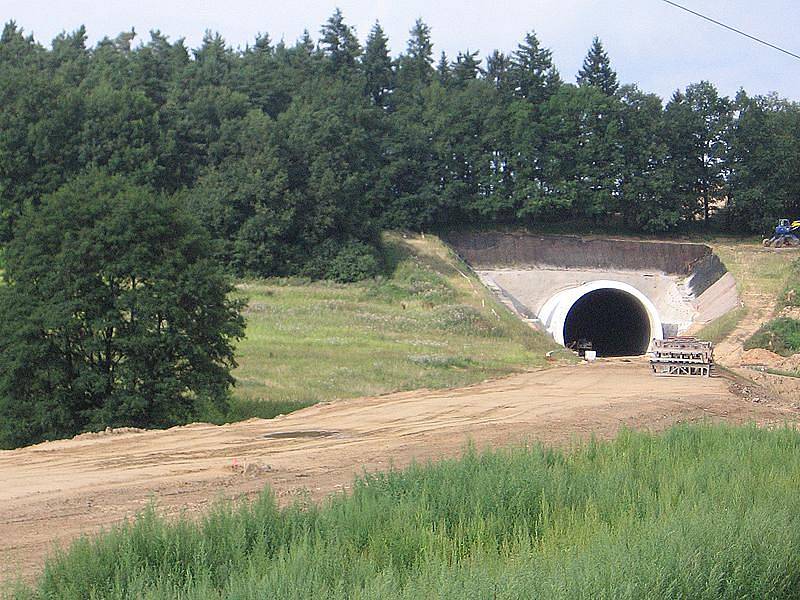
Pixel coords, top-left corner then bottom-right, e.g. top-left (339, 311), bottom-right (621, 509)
top-left (452, 50), bottom-right (482, 84)
top-left (436, 51), bottom-right (451, 85)
top-left (486, 50), bottom-right (510, 93)
top-left (508, 31), bottom-right (561, 104)
top-left (397, 18), bottom-right (434, 91)
top-left (577, 36), bottom-right (619, 96)
top-left (319, 8), bottom-right (361, 73)
top-left (363, 21), bottom-right (393, 106)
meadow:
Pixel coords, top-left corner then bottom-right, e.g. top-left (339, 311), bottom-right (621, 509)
top-left (219, 233), bottom-right (560, 421)
top-left (11, 424), bottom-right (800, 599)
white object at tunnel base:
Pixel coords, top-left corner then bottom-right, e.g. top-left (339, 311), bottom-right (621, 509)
top-left (538, 280), bottom-right (664, 348)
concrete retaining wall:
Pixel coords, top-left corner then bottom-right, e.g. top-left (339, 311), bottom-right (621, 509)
top-left (443, 232), bottom-right (714, 276)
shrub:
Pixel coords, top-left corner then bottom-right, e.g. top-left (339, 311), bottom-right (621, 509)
top-left (324, 241), bottom-right (381, 283)
top-left (744, 317), bottom-right (800, 356)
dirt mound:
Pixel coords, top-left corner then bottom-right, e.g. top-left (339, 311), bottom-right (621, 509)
top-left (779, 354), bottom-right (800, 372)
top-left (70, 426), bottom-right (145, 441)
top-left (740, 348), bottom-right (784, 367)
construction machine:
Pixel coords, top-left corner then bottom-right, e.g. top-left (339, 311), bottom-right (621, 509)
top-left (763, 219), bottom-right (800, 248)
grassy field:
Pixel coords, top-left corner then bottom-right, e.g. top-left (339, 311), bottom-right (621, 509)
top-left (222, 233), bottom-right (561, 421)
top-left (11, 424), bottom-right (800, 599)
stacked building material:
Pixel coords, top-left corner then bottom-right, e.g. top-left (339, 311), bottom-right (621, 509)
top-left (650, 337), bottom-right (713, 377)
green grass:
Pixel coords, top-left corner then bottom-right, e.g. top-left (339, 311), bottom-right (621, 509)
top-left (694, 306), bottom-right (747, 344)
top-left (11, 424), bottom-right (800, 599)
top-left (765, 368), bottom-right (800, 378)
top-left (745, 317), bottom-right (800, 357)
top-left (713, 242), bottom-right (796, 300)
top-left (223, 233), bottom-right (560, 421)
top-left (778, 258), bottom-right (800, 309)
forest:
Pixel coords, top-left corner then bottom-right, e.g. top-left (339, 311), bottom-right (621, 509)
top-left (1, 11), bottom-right (800, 281)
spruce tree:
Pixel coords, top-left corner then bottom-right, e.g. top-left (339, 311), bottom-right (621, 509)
top-left (397, 18), bottom-right (434, 90)
top-left (320, 8), bottom-right (361, 73)
top-left (508, 30), bottom-right (561, 104)
top-left (363, 21), bottom-right (393, 105)
top-left (452, 50), bottom-right (482, 84)
top-left (486, 50), bottom-right (510, 92)
top-left (436, 51), bottom-right (451, 85)
top-left (577, 36), bottom-right (619, 96)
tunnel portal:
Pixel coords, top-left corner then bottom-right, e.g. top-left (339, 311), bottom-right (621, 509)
top-left (563, 288), bottom-right (652, 356)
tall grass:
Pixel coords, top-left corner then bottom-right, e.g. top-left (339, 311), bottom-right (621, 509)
top-left (14, 424), bottom-right (800, 599)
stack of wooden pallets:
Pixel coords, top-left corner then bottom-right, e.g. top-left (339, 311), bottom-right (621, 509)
top-left (649, 337), bottom-right (713, 377)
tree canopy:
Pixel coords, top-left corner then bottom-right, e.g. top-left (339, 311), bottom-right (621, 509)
top-left (1, 12), bottom-right (799, 270)
top-left (0, 171), bottom-right (245, 448)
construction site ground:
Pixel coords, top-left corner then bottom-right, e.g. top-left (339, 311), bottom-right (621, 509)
top-left (2, 361), bottom-right (797, 584)
top-left (3, 241), bottom-right (800, 585)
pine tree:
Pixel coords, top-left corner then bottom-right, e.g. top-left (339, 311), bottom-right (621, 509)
top-left (486, 50), bottom-right (510, 92)
top-left (508, 31), bottom-right (561, 104)
top-left (397, 18), bottom-right (434, 91)
top-left (577, 37), bottom-right (619, 96)
top-left (363, 21), bottom-right (393, 105)
top-left (319, 8), bottom-right (361, 73)
top-left (452, 50), bottom-right (482, 84)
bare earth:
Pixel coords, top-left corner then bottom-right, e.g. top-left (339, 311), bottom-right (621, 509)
top-left (1, 360), bottom-right (795, 584)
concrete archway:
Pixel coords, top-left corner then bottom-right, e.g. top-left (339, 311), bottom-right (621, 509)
top-left (539, 280), bottom-right (663, 356)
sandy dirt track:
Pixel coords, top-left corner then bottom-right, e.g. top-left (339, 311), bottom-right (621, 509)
top-left (1, 360), bottom-right (794, 584)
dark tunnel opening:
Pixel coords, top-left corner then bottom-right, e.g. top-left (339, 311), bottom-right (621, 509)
top-left (563, 289), bottom-right (652, 357)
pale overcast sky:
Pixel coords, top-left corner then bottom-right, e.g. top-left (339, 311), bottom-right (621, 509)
top-left (5, 0), bottom-right (799, 101)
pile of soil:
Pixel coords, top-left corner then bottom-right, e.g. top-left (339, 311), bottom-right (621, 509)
top-left (739, 348), bottom-right (800, 373)
top-left (778, 354), bottom-right (800, 372)
top-left (739, 348), bottom-right (784, 367)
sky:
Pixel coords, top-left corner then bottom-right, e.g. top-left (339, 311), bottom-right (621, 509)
top-left (5, 0), bottom-right (800, 101)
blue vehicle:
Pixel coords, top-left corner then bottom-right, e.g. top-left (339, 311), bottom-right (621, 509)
top-left (763, 219), bottom-right (800, 248)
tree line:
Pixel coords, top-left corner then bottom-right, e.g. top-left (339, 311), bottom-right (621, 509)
top-left (2, 12), bottom-right (800, 281)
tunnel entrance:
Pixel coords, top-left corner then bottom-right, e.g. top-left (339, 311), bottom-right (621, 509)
top-left (563, 288), bottom-right (652, 356)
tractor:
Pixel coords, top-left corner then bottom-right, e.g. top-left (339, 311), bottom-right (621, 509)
top-left (763, 219), bottom-right (800, 248)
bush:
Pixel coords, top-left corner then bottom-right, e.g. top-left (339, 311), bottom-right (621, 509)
top-left (324, 241), bottom-right (381, 283)
top-left (744, 317), bottom-right (800, 356)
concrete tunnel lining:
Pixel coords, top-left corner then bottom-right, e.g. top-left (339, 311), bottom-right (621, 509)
top-left (539, 280), bottom-right (663, 355)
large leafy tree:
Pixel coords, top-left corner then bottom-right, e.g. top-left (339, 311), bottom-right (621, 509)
top-left (0, 171), bottom-right (245, 448)
top-left (726, 92), bottom-right (800, 232)
top-left (617, 85), bottom-right (678, 231)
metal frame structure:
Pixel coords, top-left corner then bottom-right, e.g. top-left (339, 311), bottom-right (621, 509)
top-left (650, 337), bottom-right (713, 377)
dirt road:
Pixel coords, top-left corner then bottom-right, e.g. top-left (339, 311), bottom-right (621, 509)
top-left (1, 360), bottom-right (793, 584)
